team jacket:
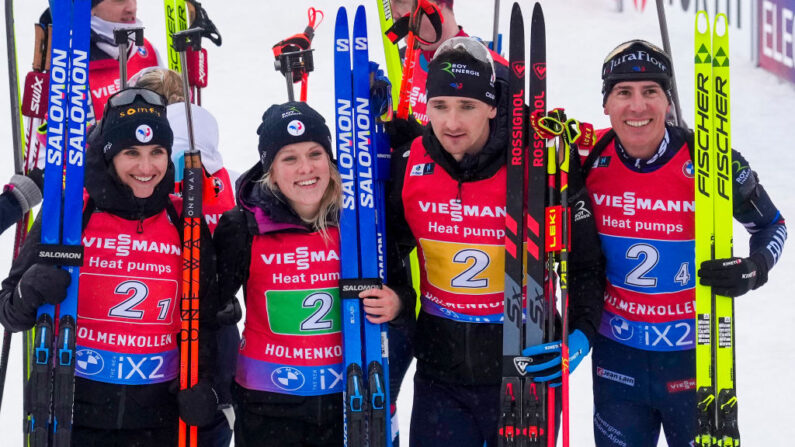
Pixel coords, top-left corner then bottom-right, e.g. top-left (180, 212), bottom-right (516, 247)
top-left (583, 126), bottom-right (787, 352)
top-left (0, 139), bottom-right (219, 430)
top-left (89, 38), bottom-right (160, 120)
top-left (387, 85), bottom-right (605, 385)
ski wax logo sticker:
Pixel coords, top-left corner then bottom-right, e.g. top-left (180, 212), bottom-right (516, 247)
top-left (512, 61), bottom-right (525, 78)
top-left (610, 315), bottom-right (633, 341)
top-left (271, 367), bottom-right (306, 392)
top-left (76, 349), bottom-right (105, 376)
top-left (287, 120), bottom-right (305, 137)
top-left (135, 124), bottom-right (154, 143)
top-left (683, 160), bottom-right (695, 178)
top-left (533, 62), bottom-right (546, 80)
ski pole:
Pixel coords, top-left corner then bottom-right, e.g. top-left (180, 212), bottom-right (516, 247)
top-left (172, 28), bottom-right (204, 447)
top-left (113, 27), bottom-right (144, 89)
top-left (491, 0), bottom-right (500, 52)
top-left (654, 0), bottom-right (682, 126)
top-left (1, 0), bottom-right (25, 411)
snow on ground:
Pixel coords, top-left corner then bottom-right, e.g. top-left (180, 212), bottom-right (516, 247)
top-left (1, 1), bottom-right (793, 445)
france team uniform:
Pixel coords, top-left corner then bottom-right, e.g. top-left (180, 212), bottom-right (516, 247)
top-left (585, 132), bottom-right (698, 447)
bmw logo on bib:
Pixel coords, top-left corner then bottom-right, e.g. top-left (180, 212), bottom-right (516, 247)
top-left (76, 349), bottom-right (105, 376)
top-left (610, 315), bottom-right (633, 341)
top-left (271, 366), bottom-right (306, 392)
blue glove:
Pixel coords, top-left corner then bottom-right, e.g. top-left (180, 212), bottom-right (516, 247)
top-left (520, 329), bottom-right (590, 386)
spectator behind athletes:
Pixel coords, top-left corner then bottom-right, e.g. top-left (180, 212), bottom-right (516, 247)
top-left (88, 0), bottom-right (163, 119)
top-left (131, 66), bottom-right (237, 447)
top-left (389, 0), bottom-right (508, 126)
top-left (0, 170), bottom-right (42, 235)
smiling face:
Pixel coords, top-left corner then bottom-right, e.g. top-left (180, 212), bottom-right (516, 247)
top-left (427, 96), bottom-right (496, 161)
top-left (112, 144), bottom-right (169, 198)
top-left (92, 0), bottom-right (137, 24)
top-left (603, 80), bottom-right (670, 159)
top-left (270, 141), bottom-right (331, 220)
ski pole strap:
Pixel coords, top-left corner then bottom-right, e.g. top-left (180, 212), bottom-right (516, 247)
top-left (386, 0), bottom-right (444, 45)
top-left (339, 278), bottom-right (383, 300)
top-left (187, 0), bottom-right (222, 46)
top-left (272, 7), bottom-right (324, 57)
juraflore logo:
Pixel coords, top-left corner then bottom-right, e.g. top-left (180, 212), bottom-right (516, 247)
top-left (605, 50), bottom-right (668, 76)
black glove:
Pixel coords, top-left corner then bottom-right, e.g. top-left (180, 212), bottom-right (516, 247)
top-left (178, 380), bottom-right (219, 427)
top-left (698, 254), bottom-right (769, 297)
top-left (13, 264), bottom-right (71, 313)
top-left (384, 115), bottom-right (424, 150)
top-left (216, 297), bottom-right (242, 325)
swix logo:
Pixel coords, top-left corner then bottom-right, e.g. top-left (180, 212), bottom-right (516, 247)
top-left (260, 246), bottom-right (340, 271)
top-left (592, 192), bottom-right (694, 216)
top-left (511, 61), bottom-right (525, 78)
top-left (533, 62), bottom-right (546, 80)
top-left (26, 73), bottom-right (47, 116)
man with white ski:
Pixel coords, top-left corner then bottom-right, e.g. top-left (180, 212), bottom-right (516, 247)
top-left (537, 40), bottom-right (787, 446)
top-left (387, 37), bottom-right (604, 447)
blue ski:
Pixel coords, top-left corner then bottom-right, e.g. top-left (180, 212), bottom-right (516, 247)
top-left (335, 5), bottom-right (391, 446)
top-left (31, 0), bottom-right (90, 445)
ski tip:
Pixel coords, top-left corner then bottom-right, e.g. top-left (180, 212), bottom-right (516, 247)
top-left (714, 13), bottom-right (728, 38)
top-left (695, 10), bottom-right (710, 34)
top-left (355, 4), bottom-right (367, 21)
top-left (511, 2), bottom-right (522, 16)
top-left (532, 2), bottom-right (544, 18)
top-left (336, 6), bottom-right (349, 27)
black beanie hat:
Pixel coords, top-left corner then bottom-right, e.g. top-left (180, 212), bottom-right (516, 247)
top-left (427, 42), bottom-right (496, 107)
top-left (601, 39), bottom-right (673, 105)
top-left (257, 101), bottom-right (334, 173)
top-left (99, 89), bottom-right (173, 162)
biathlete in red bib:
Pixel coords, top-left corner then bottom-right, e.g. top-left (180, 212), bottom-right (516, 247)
top-left (537, 40), bottom-right (787, 447)
top-left (386, 37), bottom-right (605, 447)
top-left (213, 102), bottom-right (405, 447)
top-left (0, 88), bottom-right (222, 444)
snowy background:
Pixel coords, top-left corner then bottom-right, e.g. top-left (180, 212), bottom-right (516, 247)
top-left (1, 0), bottom-right (794, 445)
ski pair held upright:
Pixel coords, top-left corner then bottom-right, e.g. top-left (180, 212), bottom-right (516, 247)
top-left (335, 5), bottom-right (391, 447)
